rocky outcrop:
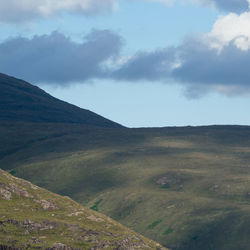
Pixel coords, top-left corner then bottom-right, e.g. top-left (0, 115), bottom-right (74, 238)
top-left (34, 199), bottom-right (58, 211)
top-left (0, 187), bottom-right (11, 200)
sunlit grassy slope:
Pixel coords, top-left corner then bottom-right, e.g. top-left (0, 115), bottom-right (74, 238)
top-left (0, 168), bottom-right (164, 249)
top-left (2, 123), bottom-right (250, 249)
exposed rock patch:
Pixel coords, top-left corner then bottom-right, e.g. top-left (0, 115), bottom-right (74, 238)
top-left (50, 243), bottom-right (74, 250)
top-left (156, 174), bottom-right (186, 190)
top-left (156, 177), bottom-right (172, 186)
top-left (29, 183), bottom-right (39, 190)
top-left (87, 215), bottom-right (104, 222)
top-left (67, 211), bottom-right (84, 217)
top-left (0, 182), bottom-right (33, 199)
top-left (34, 199), bottom-right (58, 210)
top-left (9, 183), bottom-right (33, 198)
top-left (0, 188), bottom-right (11, 200)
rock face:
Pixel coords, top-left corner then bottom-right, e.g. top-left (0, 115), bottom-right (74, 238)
top-left (0, 169), bottom-right (167, 249)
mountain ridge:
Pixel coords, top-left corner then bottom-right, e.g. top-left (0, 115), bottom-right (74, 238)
top-left (0, 73), bottom-right (122, 127)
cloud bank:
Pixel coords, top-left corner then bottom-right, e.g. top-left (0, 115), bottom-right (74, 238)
top-left (0, 0), bottom-right (117, 22)
top-left (2, 25), bottom-right (250, 97)
top-left (0, 0), bottom-right (174, 22)
top-left (0, 30), bottom-right (122, 84)
top-left (112, 39), bottom-right (250, 97)
top-left (0, 0), bottom-right (249, 23)
top-left (2, 4), bottom-right (250, 97)
top-left (113, 10), bottom-right (250, 96)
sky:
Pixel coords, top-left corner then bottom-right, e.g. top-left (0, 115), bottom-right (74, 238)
top-left (1, 0), bottom-right (250, 127)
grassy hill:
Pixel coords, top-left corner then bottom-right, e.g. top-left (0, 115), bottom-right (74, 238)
top-left (2, 73), bottom-right (250, 249)
top-left (0, 169), bottom-right (165, 249)
top-left (4, 125), bottom-right (250, 250)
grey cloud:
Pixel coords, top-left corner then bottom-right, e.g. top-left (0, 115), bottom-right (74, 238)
top-left (172, 39), bottom-right (250, 96)
top-left (1, 29), bottom-right (250, 97)
top-left (199, 0), bottom-right (249, 13)
top-left (0, 30), bottom-right (122, 84)
top-left (172, 39), bottom-right (250, 86)
top-left (113, 49), bottom-right (175, 81)
top-left (112, 37), bottom-right (250, 96)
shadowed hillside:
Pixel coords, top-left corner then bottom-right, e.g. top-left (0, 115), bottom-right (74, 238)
top-left (2, 73), bottom-right (250, 249)
top-left (0, 73), bottom-right (122, 127)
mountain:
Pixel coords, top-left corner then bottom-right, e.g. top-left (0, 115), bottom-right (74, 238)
top-left (0, 73), bottom-right (122, 127)
top-left (0, 169), bottom-right (165, 249)
top-left (2, 73), bottom-right (250, 249)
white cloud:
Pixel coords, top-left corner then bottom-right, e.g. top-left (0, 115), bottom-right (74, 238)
top-left (0, 0), bottom-right (198, 23)
top-left (1, 0), bottom-right (250, 23)
top-left (206, 11), bottom-right (250, 51)
top-left (0, 0), bottom-right (118, 22)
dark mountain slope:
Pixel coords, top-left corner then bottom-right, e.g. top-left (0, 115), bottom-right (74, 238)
top-left (0, 73), bottom-right (122, 127)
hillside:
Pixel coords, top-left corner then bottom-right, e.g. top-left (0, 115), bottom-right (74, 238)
top-left (5, 125), bottom-right (250, 250)
top-left (0, 73), bottom-right (121, 127)
top-left (0, 169), bottom-right (165, 249)
top-left (2, 73), bottom-right (250, 249)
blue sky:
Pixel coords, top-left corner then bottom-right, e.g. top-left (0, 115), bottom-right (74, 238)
top-left (1, 0), bottom-right (250, 127)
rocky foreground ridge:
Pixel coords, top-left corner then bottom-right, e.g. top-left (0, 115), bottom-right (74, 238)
top-left (0, 169), bottom-right (166, 250)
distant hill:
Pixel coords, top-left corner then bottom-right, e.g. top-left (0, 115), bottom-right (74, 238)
top-left (7, 124), bottom-right (250, 250)
top-left (0, 73), bottom-right (122, 127)
top-left (0, 168), bottom-right (165, 249)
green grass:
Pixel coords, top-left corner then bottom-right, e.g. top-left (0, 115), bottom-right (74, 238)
top-left (2, 123), bottom-right (250, 249)
top-left (164, 228), bottom-right (174, 235)
top-left (147, 219), bottom-right (163, 230)
top-left (90, 199), bottom-right (103, 211)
